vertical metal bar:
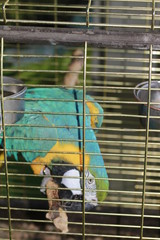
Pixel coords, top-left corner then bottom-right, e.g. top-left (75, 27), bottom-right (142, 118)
top-left (0, 38), bottom-right (12, 240)
top-left (15, 0), bottom-right (19, 23)
top-left (15, 0), bottom-right (21, 80)
top-left (82, 41), bottom-right (87, 240)
top-left (54, 0), bottom-right (58, 84)
top-left (140, 45), bottom-right (152, 240)
top-left (2, 0), bottom-right (9, 24)
top-left (152, 0), bottom-right (155, 30)
top-left (86, 0), bottom-right (92, 27)
top-left (54, 0), bottom-right (58, 26)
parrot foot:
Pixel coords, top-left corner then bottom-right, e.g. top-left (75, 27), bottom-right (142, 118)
top-left (40, 166), bottom-right (52, 195)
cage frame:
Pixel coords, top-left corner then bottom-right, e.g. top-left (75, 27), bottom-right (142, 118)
top-left (0, 0), bottom-right (160, 239)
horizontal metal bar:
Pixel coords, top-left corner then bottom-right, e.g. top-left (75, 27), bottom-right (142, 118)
top-left (0, 125), bottom-right (148, 133)
top-left (5, 149), bottom-right (146, 158)
top-left (0, 205), bottom-right (137, 218)
top-left (2, 69), bottom-right (149, 77)
top-left (1, 83), bottom-right (156, 92)
top-left (4, 218), bottom-right (145, 231)
top-left (7, 161), bottom-right (160, 172)
top-left (4, 68), bottom-right (82, 74)
top-left (0, 3), bottom-right (85, 8)
top-left (3, 97), bottom-right (160, 106)
top-left (10, 218), bottom-right (160, 231)
top-left (1, 26), bottom-right (160, 49)
top-left (3, 206), bottom-right (160, 219)
top-left (81, 233), bottom-right (139, 239)
top-left (1, 184), bottom-right (143, 195)
top-left (84, 233), bottom-right (150, 239)
top-left (1, 110), bottom-right (150, 119)
top-left (0, 20), bottom-right (155, 30)
top-left (6, 196), bottom-right (144, 207)
top-left (0, 228), bottom-right (10, 232)
top-left (0, 163), bottom-right (150, 172)
top-left (1, 3), bottom-right (153, 12)
top-left (3, 136), bottom-right (147, 146)
top-left (3, 161), bottom-right (144, 171)
top-left (0, 1), bottom-right (153, 8)
top-left (6, 218), bottom-right (144, 229)
top-left (4, 173), bottom-right (155, 184)
top-left (5, 8), bottom-right (86, 15)
top-left (11, 228), bottom-right (82, 236)
top-left (5, 185), bottom-right (159, 198)
top-left (3, 53), bottom-right (83, 59)
top-left (5, 173), bottom-right (160, 185)
top-left (11, 218), bottom-right (82, 226)
top-left (99, 0), bottom-right (152, 2)
top-left (5, 53), bottom-right (157, 64)
top-left (9, 207), bottom-right (88, 215)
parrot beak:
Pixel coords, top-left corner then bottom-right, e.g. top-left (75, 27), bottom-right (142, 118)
top-left (60, 193), bottom-right (97, 211)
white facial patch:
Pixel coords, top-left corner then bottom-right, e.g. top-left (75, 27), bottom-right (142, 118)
top-left (61, 169), bottom-right (82, 195)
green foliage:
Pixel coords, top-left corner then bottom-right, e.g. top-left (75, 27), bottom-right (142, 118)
top-left (0, 157), bottom-right (43, 198)
top-left (5, 52), bottom-right (72, 86)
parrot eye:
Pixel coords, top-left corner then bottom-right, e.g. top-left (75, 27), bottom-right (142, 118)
top-left (88, 178), bottom-right (95, 185)
top-left (84, 170), bottom-right (96, 186)
top-left (42, 166), bottom-right (51, 175)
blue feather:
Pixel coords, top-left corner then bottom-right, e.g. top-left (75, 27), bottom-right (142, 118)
top-left (1, 88), bottom-right (109, 200)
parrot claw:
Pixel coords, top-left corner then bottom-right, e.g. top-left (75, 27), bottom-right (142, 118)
top-left (40, 166), bottom-right (52, 195)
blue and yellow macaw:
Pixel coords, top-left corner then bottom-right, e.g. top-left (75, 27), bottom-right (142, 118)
top-left (0, 87), bottom-right (109, 211)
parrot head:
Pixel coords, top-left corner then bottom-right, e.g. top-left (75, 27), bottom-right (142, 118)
top-left (51, 164), bottom-right (99, 211)
top-left (40, 165), bottom-right (99, 211)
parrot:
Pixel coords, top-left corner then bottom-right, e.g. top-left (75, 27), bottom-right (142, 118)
top-left (0, 87), bottom-right (109, 211)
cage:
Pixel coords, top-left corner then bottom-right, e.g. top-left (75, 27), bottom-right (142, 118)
top-left (0, 0), bottom-right (160, 240)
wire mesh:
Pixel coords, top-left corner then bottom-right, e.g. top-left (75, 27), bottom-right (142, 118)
top-left (0, 0), bottom-right (159, 30)
top-left (0, 0), bottom-right (160, 240)
top-left (0, 42), bottom-right (160, 239)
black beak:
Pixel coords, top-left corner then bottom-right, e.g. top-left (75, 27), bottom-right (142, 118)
top-left (61, 194), bottom-right (96, 211)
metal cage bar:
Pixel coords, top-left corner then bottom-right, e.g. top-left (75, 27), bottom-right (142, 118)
top-left (1, 0), bottom-right (159, 30)
top-left (140, 44), bottom-right (152, 240)
top-left (0, 37), bottom-right (12, 240)
top-left (0, 1), bottom-right (160, 239)
top-left (82, 41), bottom-right (87, 239)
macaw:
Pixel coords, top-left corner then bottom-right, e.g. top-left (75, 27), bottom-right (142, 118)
top-left (0, 87), bottom-right (109, 211)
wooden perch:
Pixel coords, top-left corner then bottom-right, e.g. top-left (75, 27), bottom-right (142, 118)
top-left (1, 26), bottom-right (160, 50)
top-left (45, 179), bottom-right (68, 233)
top-left (64, 49), bottom-right (84, 87)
